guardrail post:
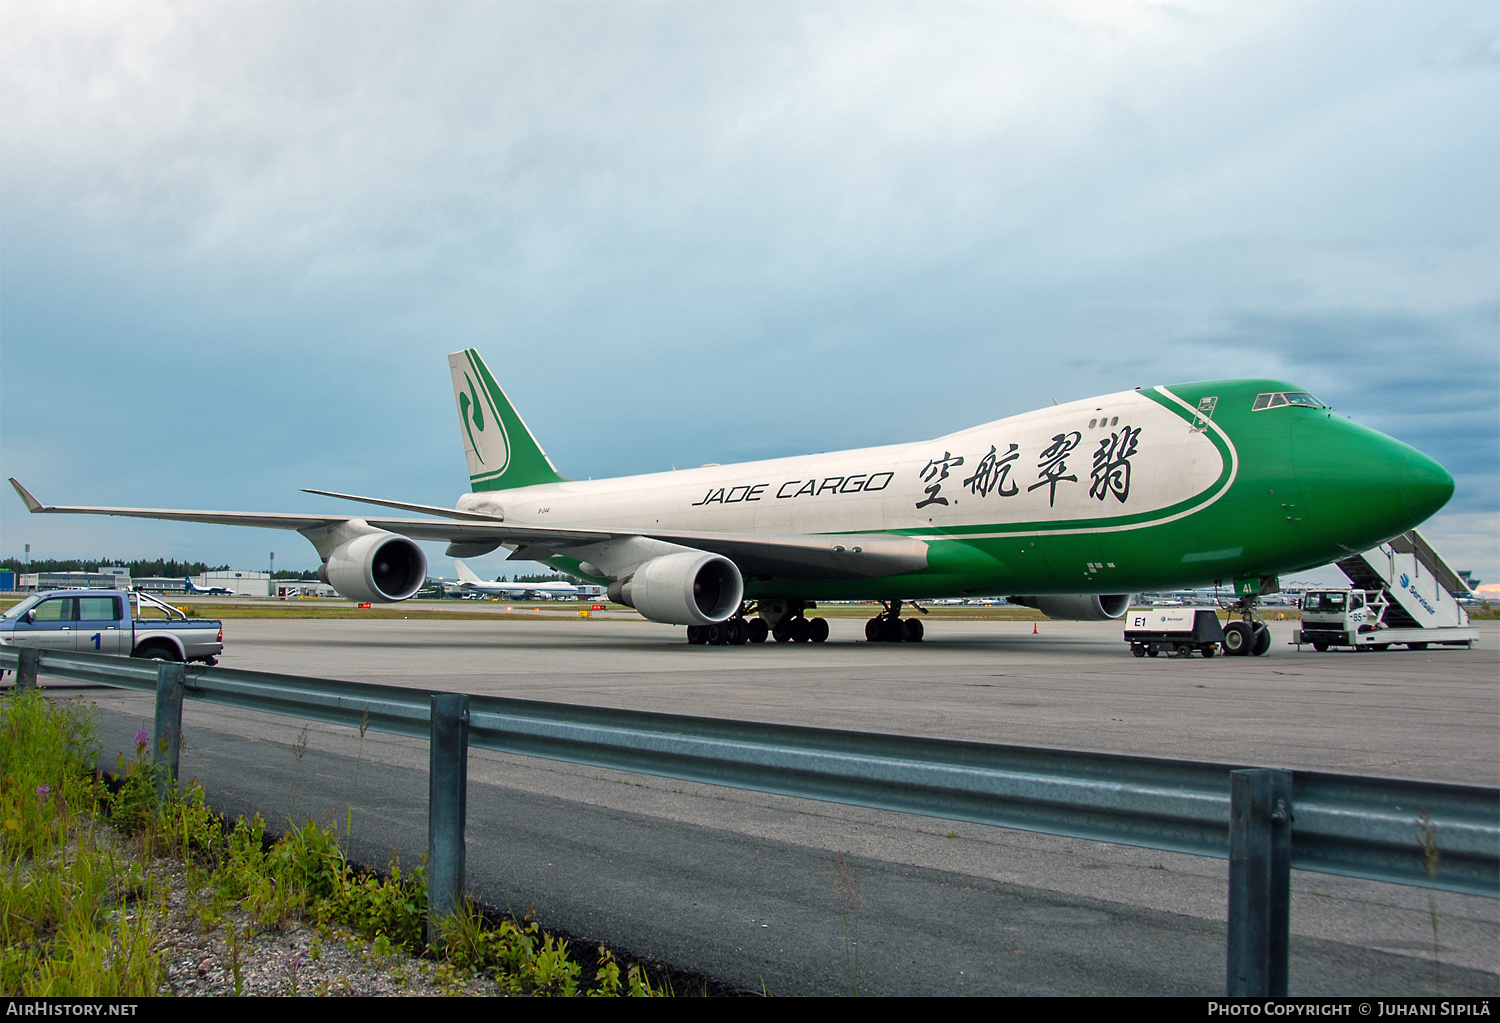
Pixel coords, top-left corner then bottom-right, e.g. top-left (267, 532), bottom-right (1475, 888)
top-left (1226, 768), bottom-right (1292, 996)
top-left (15, 648), bottom-right (39, 691)
top-left (153, 662), bottom-right (186, 801)
top-left (427, 693), bottom-right (470, 948)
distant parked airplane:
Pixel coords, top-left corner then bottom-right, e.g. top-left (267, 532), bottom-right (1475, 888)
top-left (448, 561), bottom-right (584, 600)
top-left (183, 577), bottom-right (234, 596)
top-left (9, 348), bottom-right (1454, 654)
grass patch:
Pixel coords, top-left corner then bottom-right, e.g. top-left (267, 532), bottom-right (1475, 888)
top-left (1, 688), bottom-right (665, 996)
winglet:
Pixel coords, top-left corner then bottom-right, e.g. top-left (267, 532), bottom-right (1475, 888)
top-left (9, 478), bottom-right (45, 513)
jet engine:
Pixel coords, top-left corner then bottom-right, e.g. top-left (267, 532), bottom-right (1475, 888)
top-left (1007, 594), bottom-right (1133, 621)
top-left (318, 532), bottom-right (428, 603)
top-left (607, 551), bottom-right (743, 626)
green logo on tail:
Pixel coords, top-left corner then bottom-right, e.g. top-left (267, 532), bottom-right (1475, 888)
top-left (458, 373), bottom-right (487, 465)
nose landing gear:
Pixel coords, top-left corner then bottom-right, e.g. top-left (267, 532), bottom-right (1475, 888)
top-left (1222, 597), bottom-right (1273, 656)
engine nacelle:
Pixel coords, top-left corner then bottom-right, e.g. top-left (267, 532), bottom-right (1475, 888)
top-left (607, 551), bottom-right (743, 625)
top-left (318, 532), bottom-right (428, 603)
top-left (1008, 594), bottom-right (1133, 621)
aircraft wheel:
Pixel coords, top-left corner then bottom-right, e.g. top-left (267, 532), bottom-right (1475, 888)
top-left (791, 617), bottom-right (812, 643)
top-left (748, 618), bottom-right (769, 643)
top-left (1201, 643), bottom-right (1217, 658)
top-left (686, 625), bottom-right (706, 645)
top-left (1251, 622), bottom-right (1272, 656)
top-left (865, 617), bottom-right (883, 642)
top-left (1407, 641), bottom-right (1428, 651)
top-left (726, 617), bottom-right (748, 645)
top-left (773, 621), bottom-right (792, 643)
top-left (705, 622), bottom-right (726, 646)
top-left (903, 618), bottom-right (924, 643)
top-left (1311, 641), bottom-right (1329, 652)
top-left (880, 618), bottom-right (904, 643)
top-left (1222, 622), bottom-right (1251, 656)
top-left (808, 617), bottom-right (829, 643)
top-left (1131, 644), bottom-right (1146, 658)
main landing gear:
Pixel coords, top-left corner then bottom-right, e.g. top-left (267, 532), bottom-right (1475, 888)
top-left (865, 600), bottom-right (924, 643)
top-left (686, 601), bottom-right (829, 646)
top-left (1221, 596), bottom-right (1272, 657)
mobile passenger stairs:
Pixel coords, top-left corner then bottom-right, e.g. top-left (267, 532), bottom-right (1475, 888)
top-left (1294, 529), bottom-right (1479, 652)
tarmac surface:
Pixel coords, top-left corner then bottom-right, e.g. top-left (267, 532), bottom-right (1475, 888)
top-left (39, 613), bottom-right (1500, 995)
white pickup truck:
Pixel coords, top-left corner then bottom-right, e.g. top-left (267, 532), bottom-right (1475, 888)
top-left (0, 589), bottom-right (222, 664)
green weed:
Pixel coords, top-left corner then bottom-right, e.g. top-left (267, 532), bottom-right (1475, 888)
top-left (834, 852), bottom-right (864, 997)
top-left (2, 687), bottom-right (663, 997)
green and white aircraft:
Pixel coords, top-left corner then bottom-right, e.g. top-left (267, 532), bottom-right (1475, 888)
top-left (9, 349), bottom-right (1454, 654)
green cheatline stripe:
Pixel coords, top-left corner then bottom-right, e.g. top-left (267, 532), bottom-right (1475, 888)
top-left (827, 386), bottom-right (1237, 540)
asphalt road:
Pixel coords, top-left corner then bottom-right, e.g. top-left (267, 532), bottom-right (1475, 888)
top-left (40, 614), bottom-right (1500, 995)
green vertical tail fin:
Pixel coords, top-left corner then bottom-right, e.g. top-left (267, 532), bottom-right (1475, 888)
top-left (447, 349), bottom-right (568, 491)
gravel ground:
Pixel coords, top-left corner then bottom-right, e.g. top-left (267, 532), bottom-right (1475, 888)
top-left (145, 852), bottom-right (504, 997)
top-left (16, 819), bottom-right (503, 996)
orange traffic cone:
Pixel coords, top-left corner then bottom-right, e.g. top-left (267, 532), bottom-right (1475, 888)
top-left (1032, 622), bottom-right (1038, 634)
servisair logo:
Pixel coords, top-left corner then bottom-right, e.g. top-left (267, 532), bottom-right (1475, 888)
top-left (1398, 572), bottom-right (1437, 616)
top-left (458, 370), bottom-right (509, 475)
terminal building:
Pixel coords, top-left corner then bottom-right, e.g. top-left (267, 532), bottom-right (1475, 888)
top-left (11, 568), bottom-right (270, 597)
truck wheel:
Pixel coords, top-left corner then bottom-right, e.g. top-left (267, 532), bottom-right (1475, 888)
top-left (1312, 642), bottom-right (1329, 652)
top-left (133, 642), bottom-right (180, 661)
top-left (1201, 644), bottom-right (1217, 658)
top-left (1407, 642), bottom-right (1428, 651)
top-left (1222, 621), bottom-right (1251, 656)
top-left (1146, 645), bottom-right (1159, 657)
top-left (1131, 644), bottom-right (1145, 658)
top-left (1251, 622), bottom-right (1271, 656)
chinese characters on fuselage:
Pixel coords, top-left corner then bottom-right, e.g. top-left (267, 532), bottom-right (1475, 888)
top-left (916, 452), bottom-right (965, 509)
top-left (1089, 425), bottom-right (1141, 503)
top-left (918, 425), bottom-right (1142, 509)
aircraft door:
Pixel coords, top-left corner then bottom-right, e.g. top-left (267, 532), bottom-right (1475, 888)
top-left (76, 595), bottom-right (127, 655)
top-left (11, 596), bottom-right (78, 651)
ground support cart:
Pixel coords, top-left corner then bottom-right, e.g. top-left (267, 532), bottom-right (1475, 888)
top-left (1123, 607), bottom-right (1225, 658)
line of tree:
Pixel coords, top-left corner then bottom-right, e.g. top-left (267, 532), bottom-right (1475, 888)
top-left (1, 558), bottom-right (230, 577)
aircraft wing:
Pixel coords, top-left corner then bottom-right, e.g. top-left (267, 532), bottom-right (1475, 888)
top-left (10, 479), bottom-right (927, 581)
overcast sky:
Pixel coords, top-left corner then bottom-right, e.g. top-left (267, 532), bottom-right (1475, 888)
top-left (2, 1), bottom-right (1496, 585)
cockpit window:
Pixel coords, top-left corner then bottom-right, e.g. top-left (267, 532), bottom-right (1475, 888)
top-left (1253, 391), bottom-right (1325, 411)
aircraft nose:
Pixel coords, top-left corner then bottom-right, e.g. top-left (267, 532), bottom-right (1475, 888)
top-left (1400, 448), bottom-right (1454, 525)
top-left (1290, 415), bottom-right (1453, 553)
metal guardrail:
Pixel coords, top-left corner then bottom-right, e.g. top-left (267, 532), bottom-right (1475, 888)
top-left (3, 645), bottom-right (1497, 995)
